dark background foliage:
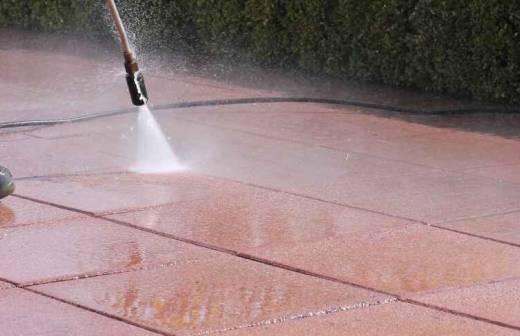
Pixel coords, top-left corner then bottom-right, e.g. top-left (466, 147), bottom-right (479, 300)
top-left (1, 0), bottom-right (519, 103)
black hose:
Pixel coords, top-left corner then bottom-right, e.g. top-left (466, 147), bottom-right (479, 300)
top-left (0, 96), bottom-right (517, 130)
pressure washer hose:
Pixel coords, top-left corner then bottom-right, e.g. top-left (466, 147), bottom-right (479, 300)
top-left (107, 0), bottom-right (149, 106)
top-left (106, 0), bottom-right (131, 56)
top-left (0, 96), bottom-right (516, 130)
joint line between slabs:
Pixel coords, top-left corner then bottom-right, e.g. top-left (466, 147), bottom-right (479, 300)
top-left (429, 224), bottom-right (520, 248)
top-left (192, 298), bottom-right (399, 336)
top-left (436, 207), bottom-right (520, 226)
top-left (402, 299), bottom-right (520, 332)
top-left (20, 257), bottom-right (219, 288)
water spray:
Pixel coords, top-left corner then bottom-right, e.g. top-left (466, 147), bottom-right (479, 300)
top-left (106, 0), bottom-right (148, 106)
top-left (106, 0), bottom-right (183, 173)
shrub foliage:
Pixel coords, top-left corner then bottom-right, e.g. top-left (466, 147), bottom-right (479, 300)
top-left (1, 0), bottom-right (519, 103)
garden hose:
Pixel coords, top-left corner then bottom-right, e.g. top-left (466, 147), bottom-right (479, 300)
top-left (0, 96), bottom-right (517, 130)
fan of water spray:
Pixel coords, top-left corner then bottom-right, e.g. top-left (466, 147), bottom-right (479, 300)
top-left (106, 0), bottom-right (183, 173)
top-left (133, 105), bottom-right (184, 173)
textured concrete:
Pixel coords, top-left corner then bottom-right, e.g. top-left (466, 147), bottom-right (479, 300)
top-left (107, 180), bottom-right (412, 251)
top-left (248, 225), bottom-right (520, 294)
top-left (2, 31), bottom-right (520, 335)
top-left (438, 211), bottom-right (520, 245)
top-left (0, 196), bottom-right (80, 228)
top-left (14, 173), bottom-right (227, 215)
top-left (0, 288), bottom-right (158, 335)
top-left (0, 132), bottom-right (127, 178)
top-left (35, 256), bottom-right (390, 336)
top-left (461, 163), bottom-right (520, 185)
top-left (0, 217), bottom-right (221, 285)
top-left (415, 278), bottom-right (520, 329)
top-left (223, 303), bottom-right (518, 336)
top-left (171, 104), bottom-right (520, 170)
top-left (221, 302), bottom-right (520, 336)
top-left (16, 117), bottom-right (520, 224)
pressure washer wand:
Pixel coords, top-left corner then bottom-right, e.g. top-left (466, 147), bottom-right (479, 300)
top-left (106, 0), bottom-right (148, 106)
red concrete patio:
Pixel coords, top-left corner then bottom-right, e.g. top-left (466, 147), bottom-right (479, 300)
top-left (1, 31), bottom-right (520, 335)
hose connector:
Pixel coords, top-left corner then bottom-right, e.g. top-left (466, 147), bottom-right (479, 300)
top-left (124, 52), bottom-right (149, 106)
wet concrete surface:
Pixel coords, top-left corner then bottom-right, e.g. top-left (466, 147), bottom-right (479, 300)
top-left (415, 278), bottom-right (520, 329)
top-left (224, 303), bottom-right (517, 336)
top-left (0, 288), bottom-right (158, 335)
top-left (0, 217), bottom-right (222, 286)
top-left (1, 133), bottom-right (125, 178)
top-left (167, 104), bottom-right (520, 171)
top-left (2, 30), bottom-right (520, 334)
top-left (461, 163), bottom-right (520, 185)
top-left (32, 112), bottom-right (517, 222)
top-left (247, 225), bottom-right (520, 294)
top-left (438, 211), bottom-right (520, 246)
top-left (224, 302), bottom-right (520, 336)
top-left (106, 181), bottom-right (413, 251)
top-left (0, 196), bottom-right (81, 228)
top-left (14, 174), bottom-right (239, 215)
top-left (35, 256), bottom-right (389, 335)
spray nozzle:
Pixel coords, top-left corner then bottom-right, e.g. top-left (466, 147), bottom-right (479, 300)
top-left (124, 52), bottom-right (149, 106)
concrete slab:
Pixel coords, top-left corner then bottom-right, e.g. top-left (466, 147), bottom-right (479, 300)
top-left (0, 196), bottom-right (81, 228)
top-left (0, 288), bottom-right (157, 335)
top-left (415, 278), bottom-right (520, 329)
top-left (328, 129), bottom-right (520, 171)
top-left (221, 302), bottom-right (519, 336)
top-left (247, 225), bottom-right (520, 295)
top-left (106, 178), bottom-right (412, 251)
top-left (0, 217), bottom-right (221, 285)
top-left (462, 163), bottom-right (520, 185)
top-left (157, 115), bottom-right (520, 223)
top-left (385, 131), bottom-right (520, 170)
top-left (169, 105), bottom-right (520, 171)
top-left (170, 103), bottom-right (444, 144)
top-left (34, 256), bottom-right (391, 336)
top-left (14, 173), bottom-right (234, 215)
top-left (1, 133), bottom-right (127, 178)
top-left (16, 113), bottom-right (520, 223)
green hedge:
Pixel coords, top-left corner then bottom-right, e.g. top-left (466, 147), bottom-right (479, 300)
top-left (1, 0), bottom-right (519, 103)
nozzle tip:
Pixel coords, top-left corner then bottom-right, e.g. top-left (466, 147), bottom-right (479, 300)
top-left (126, 70), bottom-right (148, 106)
